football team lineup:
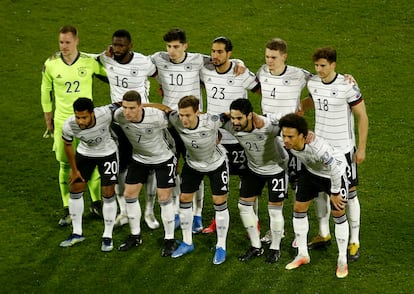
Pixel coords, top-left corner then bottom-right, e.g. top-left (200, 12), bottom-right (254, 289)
top-left (41, 26), bottom-right (367, 280)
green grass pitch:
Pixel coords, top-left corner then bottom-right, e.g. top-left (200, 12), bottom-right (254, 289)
top-left (0, 0), bottom-right (413, 292)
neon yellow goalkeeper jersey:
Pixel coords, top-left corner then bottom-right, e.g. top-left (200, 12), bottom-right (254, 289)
top-left (41, 52), bottom-right (106, 121)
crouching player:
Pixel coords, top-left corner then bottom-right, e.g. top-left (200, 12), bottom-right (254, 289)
top-left (60, 98), bottom-right (118, 252)
top-left (279, 113), bottom-right (350, 278)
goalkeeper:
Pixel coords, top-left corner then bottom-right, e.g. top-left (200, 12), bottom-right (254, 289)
top-left (41, 25), bottom-right (107, 226)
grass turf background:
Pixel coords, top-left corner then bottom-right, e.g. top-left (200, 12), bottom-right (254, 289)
top-left (0, 0), bottom-right (413, 293)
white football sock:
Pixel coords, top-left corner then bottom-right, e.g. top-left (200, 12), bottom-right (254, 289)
top-left (269, 204), bottom-right (284, 250)
top-left (179, 202), bottom-right (193, 245)
top-left (238, 200), bottom-right (261, 249)
top-left (293, 212), bottom-right (309, 257)
top-left (334, 214), bottom-right (349, 260)
top-left (126, 197), bottom-right (141, 235)
top-left (215, 202), bottom-right (229, 250)
top-left (102, 195), bottom-right (117, 238)
top-left (159, 198), bottom-right (175, 240)
top-left (347, 191), bottom-right (360, 244)
top-left (69, 192), bottom-right (84, 236)
top-left (315, 192), bottom-right (331, 237)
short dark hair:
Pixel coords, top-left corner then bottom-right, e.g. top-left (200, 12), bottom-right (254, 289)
top-left (213, 36), bottom-right (233, 52)
top-left (123, 90), bottom-right (141, 104)
top-left (163, 28), bottom-right (187, 43)
top-left (178, 95), bottom-right (199, 112)
top-left (229, 98), bottom-right (253, 116)
top-left (312, 47), bottom-right (336, 63)
top-left (266, 38), bottom-right (287, 54)
top-left (73, 97), bottom-right (94, 113)
top-left (279, 113), bottom-right (309, 137)
top-left (59, 25), bottom-right (78, 37)
top-left (112, 29), bottom-right (132, 43)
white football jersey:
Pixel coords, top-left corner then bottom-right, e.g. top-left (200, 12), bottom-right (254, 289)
top-left (257, 65), bottom-right (310, 115)
top-left (113, 107), bottom-right (175, 164)
top-left (223, 116), bottom-right (288, 175)
top-left (307, 73), bottom-right (362, 153)
top-left (62, 106), bottom-right (117, 157)
top-left (201, 61), bottom-right (259, 144)
top-left (289, 136), bottom-right (347, 193)
top-left (169, 111), bottom-right (226, 172)
top-left (99, 52), bottom-right (156, 103)
top-left (151, 52), bottom-right (209, 110)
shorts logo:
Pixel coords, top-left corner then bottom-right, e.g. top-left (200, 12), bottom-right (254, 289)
top-left (78, 67), bottom-right (87, 77)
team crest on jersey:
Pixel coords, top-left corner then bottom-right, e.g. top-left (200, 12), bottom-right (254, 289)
top-left (78, 67), bottom-right (87, 77)
top-left (256, 134), bottom-right (265, 140)
top-left (211, 115), bottom-right (219, 122)
top-left (185, 65), bottom-right (192, 71)
top-left (130, 67), bottom-right (139, 76)
top-left (145, 128), bottom-right (153, 134)
top-left (200, 132), bottom-right (207, 138)
top-left (283, 79), bottom-right (290, 85)
top-left (227, 77), bottom-right (235, 85)
top-left (331, 88), bottom-right (339, 97)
